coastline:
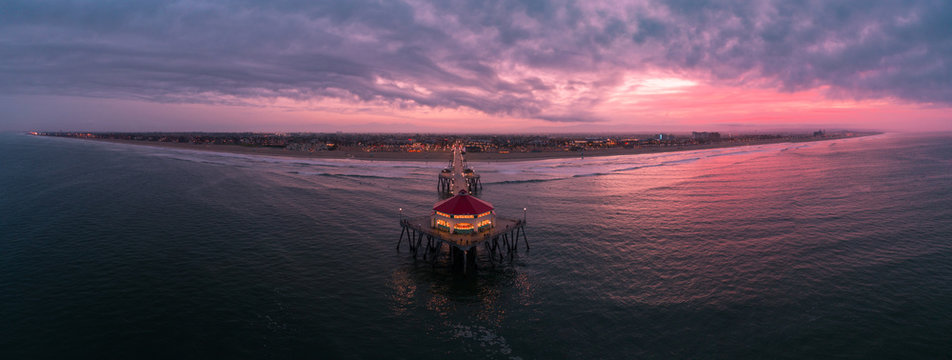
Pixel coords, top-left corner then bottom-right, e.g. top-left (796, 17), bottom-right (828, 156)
top-left (47, 133), bottom-right (875, 163)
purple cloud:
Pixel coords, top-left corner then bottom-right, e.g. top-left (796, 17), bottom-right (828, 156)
top-left (0, 0), bottom-right (949, 123)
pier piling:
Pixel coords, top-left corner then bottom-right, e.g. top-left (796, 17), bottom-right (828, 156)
top-left (398, 217), bottom-right (526, 272)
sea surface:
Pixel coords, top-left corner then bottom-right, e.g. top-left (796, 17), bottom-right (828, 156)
top-left (1, 132), bottom-right (950, 359)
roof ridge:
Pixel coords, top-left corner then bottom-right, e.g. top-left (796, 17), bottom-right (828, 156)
top-left (433, 193), bottom-right (494, 215)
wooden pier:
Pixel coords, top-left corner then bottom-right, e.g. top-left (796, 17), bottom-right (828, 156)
top-left (397, 215), bottom-right (528, 273)
top-left (403, 143), bottom-right (526, 273)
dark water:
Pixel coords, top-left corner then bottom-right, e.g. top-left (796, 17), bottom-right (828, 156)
top-left (1, 133), bottom-right (951, 359)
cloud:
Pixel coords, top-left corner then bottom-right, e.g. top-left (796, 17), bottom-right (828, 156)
top-left (656, 1), bottom-right (952, 102)
top-left (0, 0), bottom-right (949, 124)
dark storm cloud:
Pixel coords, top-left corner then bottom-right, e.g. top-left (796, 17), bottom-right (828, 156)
top-left (0, 0), bottom-right (949, 123)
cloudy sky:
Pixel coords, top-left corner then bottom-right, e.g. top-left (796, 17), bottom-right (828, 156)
top-left (1, 0), bottom-right (950, 132)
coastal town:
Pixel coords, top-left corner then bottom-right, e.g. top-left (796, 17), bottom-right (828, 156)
top-left (31, 130), bottom-right (869, 158)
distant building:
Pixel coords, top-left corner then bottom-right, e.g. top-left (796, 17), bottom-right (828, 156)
top-left (813, 130), bottom-right (825, 137)
top-left (692, 132), bottom-right (721, 142)
top-left (620, 138), bottom-right (641, 148)
top-left (655, 134), bottom-right (676, 141)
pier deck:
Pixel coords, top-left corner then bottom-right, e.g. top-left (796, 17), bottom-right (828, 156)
top-left (400, 216), bottom-right (524, 250)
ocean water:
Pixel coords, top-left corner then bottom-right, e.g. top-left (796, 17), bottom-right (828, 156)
top-left (1, 132), bottom-right (950, 359)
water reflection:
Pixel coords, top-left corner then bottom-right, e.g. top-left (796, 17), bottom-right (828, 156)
top-left (386, 262), bottom-right (534, 325)
top-left (386, 267), bottom-right (417, 316)
top-left (386, 263), bottom-right (533, 358)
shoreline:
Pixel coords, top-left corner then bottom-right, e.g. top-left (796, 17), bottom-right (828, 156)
top-left (44, 133), bottom-right (877, 163)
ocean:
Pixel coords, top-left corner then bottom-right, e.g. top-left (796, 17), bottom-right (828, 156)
top-left (1, 132), bottom-right (950, 359)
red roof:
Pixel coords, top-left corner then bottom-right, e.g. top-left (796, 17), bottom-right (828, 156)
top-left (433, 192), bottom-right (494, 215)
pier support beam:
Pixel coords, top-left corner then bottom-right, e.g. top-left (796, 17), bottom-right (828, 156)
top-left (399, 215), bottom-right (526, 273)
top-left (397, 225), bottom-right (407, 251)
top-left (521, 227), bottom-right (529, 251)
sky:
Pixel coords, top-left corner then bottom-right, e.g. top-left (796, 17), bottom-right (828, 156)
top-left (1, 0), bottom-right (950, 133)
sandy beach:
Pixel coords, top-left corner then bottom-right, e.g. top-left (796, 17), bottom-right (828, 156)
top-left (65, 134), bottom-right (869, 163)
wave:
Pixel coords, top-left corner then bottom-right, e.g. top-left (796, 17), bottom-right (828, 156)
top-left (287, 171), bottom-right (394, 180)
top-left (484, 178), bottom-right (566, 185)
top-left (572, 172), bottom-right (610, 178)
top-left (611, 164), bottom-right (662, 172)
top-left (708, 150), bottom-right (760, 157)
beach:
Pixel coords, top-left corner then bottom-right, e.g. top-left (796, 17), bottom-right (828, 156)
top-left (65, 133), bottom-right (870, 162)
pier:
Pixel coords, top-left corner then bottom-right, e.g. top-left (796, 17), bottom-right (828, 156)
top-left (402, 144), bottom-right (525, 273)
top-left (438, 145), bottom-right (481, 195)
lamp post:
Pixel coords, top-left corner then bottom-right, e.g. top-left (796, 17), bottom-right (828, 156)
top-left (523, 207), bottom-right (527, 223)
top-left (399, 207), bottom-right (403, 221)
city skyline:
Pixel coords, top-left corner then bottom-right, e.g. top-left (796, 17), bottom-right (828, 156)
top-left (2, 1), bottom-right (950, 133)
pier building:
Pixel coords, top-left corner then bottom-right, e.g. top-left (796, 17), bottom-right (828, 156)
top-left (432, 190), bottom-right (495, 234)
